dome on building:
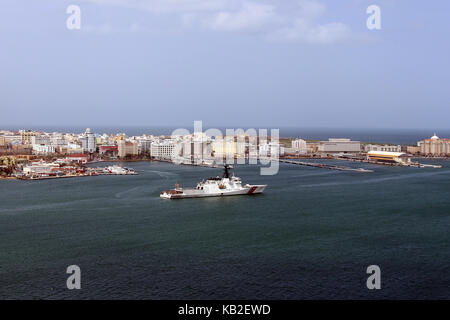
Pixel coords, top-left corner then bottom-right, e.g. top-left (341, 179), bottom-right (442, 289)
top-left (431, 133), bottom-right (439, 140)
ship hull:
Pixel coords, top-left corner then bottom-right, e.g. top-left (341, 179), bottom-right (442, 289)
top-left (160, 185), bottom-right (266, 199)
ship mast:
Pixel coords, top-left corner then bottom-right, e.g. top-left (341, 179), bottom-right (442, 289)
top-left (222, 165), bottom-right (231, 178)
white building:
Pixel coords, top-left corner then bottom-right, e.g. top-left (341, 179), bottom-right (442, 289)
top-left (418, 133), bottom-right (450, 156)
top-left (291, 139), bottom-right (307, 154)
top-left (66, 143), bottom-right (84, 154)
top-left (259, 142), bottom-right (284, 157)
top-left (318, 138), bottom-right (361, 154)
top-left (32, 144), bottom-right (56, 155)
top-left (178, 134), bottom-right (212, 162)
top-left (364, 144), bottom-right (402, 153)
top-left (23, 162), bottom-right (59, 175)
top-left (138, 139), bottom-right (153, 155)
top-left (80, 128), bottom-right (96, 153)
top-left (31, 135), bottom-right (50, 145)
top-left (151, 140), bottom-right (176, 160)
top-left (51, 135), bottom-right (68, 147)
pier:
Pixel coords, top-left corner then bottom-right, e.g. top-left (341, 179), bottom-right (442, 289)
top-left (279, 159), bottom-right (374, 172)
top-left (334, 156), bottom-right (442, 168)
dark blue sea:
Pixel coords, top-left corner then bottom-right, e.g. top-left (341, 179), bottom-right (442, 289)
top-left (0, 159), bottom-right (449, 299)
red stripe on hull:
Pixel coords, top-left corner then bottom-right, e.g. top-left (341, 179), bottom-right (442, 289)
top-left (247, 186), bottom-right (257, 194)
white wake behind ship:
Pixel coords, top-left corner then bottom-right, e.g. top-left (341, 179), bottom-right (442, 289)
top-left (160, 165), bottom-right (267, 199)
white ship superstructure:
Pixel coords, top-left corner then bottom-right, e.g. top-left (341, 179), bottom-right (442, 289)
top-left (160, 165), bottom-right (266, 199)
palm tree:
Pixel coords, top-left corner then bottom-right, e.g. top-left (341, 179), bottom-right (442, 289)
top-left (0, 156), bottom-right (17, 176)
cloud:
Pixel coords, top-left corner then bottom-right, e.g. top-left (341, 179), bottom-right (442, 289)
top-left (208, 2), bottom-right (277, 32)
top-left (297, 0), bottom-right (326, 19)
top-left (83, 23), bottom-right (114, 35)
top-left (82, 0), bottom-right (228, 14)
top-left (80, 0), bottom-right (352, 44)
top-left (81, 22), bottom-right (146, 35)
top-left (128, 22), bottom-right (141, 32)
top-left (271, 19), bottom-right (351, 44)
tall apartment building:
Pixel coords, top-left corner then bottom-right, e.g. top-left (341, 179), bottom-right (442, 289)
top-left (418, 133), bottom-right (450, 156)
top-left (80, 128), bottom-right (97, 153)
top-left (118, 140), bottom-right (138, 158)
top-left (20, 130), bottom-right (38, 145)
top-left (138, 139), bottom-right (152, 155)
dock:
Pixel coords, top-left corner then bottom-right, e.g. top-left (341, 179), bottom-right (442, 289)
top-left (334, 156), bottom-right (442, 168)
top-left (279, 159), bottom-right (373, 172)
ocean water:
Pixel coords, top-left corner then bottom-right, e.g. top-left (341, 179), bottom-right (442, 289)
top-left (0, 160), bottom-right (449, 299)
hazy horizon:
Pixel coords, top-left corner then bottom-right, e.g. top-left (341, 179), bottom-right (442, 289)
top-left (2, 125), bottom-right (448, 145)
top-left (2, 124), bottom-right (449, 132)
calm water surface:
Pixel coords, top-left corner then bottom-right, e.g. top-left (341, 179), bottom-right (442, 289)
top-left (0, 160), bottom-right (449, 299)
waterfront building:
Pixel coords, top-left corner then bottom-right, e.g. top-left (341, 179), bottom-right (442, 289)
top-left (318, 138), bottom-right (361, 154)
top-left (418, 133), bottom-right (450, 156)
top-left (23, 162), bottom-right (59, 175)
top-left (118, 140), bottom-right (139, 158)
top-left (364, 144), bottom-right (402, 153)
top-left (151, 140), bottom-right (176, 160)
top-left (178, 134), bottom-right (212, 163)
top-left (367, 151), bottom-right (411, 164)
top-left (291, 139), bottom-right (307, 154)
top-left (259, 142), bottom-right (285, 157)
top-left (306, 142), bottom-right (319, 154)
top-left (212, 138), bottom-right (236, 159)
top-left (99, 145), bottom-right (119, 156)
top-left (138, 139), bottom-right (153, 155)
top-left (23, 165), bottom-right (51, 175)
top-left (0, 136), bottom-right (5, 146)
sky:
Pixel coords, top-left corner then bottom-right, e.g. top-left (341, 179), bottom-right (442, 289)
top-left (0, 0), bottom-right (449, 129)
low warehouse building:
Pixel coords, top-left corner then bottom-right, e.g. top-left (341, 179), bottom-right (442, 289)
top-left (367, 151), bottom-right (411, 164)
top-left (318, 138), bottom-right (361, 154)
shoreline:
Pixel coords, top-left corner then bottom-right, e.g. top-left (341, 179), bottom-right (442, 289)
top-left (0, 176), bottom-right (17, 180)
